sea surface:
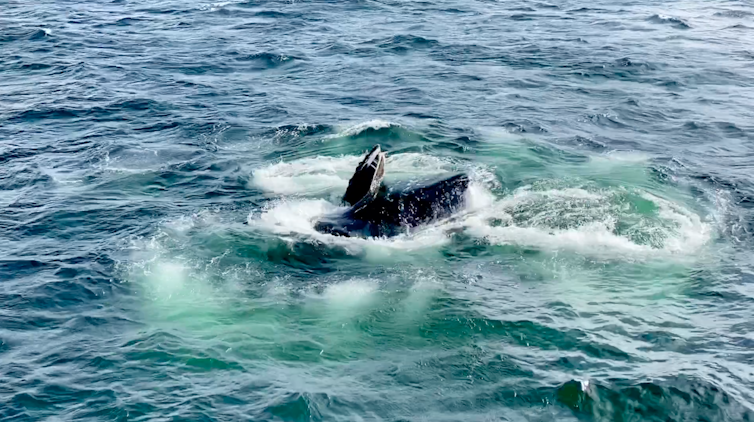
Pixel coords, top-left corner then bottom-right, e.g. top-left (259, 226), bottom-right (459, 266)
top-left (2, 0), bottom-right (754, 420)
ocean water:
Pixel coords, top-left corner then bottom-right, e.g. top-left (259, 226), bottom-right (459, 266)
top-left (2, 0), bottom-right (754, 420)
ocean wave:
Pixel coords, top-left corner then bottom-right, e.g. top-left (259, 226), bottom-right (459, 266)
top-left (328, 119), bottom-right (400, 138)
top-left (231, 51), bottom-right (299, 69)
top-left (0, 28), bottom-right (52, 43)
top-left (199, 2), bottom-right (234, 12)
top-left (373, 34), bottom-right (441, 54)
top-left (8, 99), bottom-right (170, 123)
top-left (713, 10), bottom-right (753, 18)
top-left (647, 14), bottom-right (691, 29)
top-left (725, 24), bottom-right (753, 30)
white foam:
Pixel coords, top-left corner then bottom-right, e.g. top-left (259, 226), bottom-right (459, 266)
top-left (252, 156), bottom-right (361, 195)
top-left (467, 219), bottom-right (652, 256)
top-left (323, 279), bottom-right (377, 307)
top-left (590, 151), bottom-right (653, 164)
top-left (466, 186), bottom-right (711, 259)
top-left (642, 192), bottom-right (711, 253)
top-left (706, 187), bottom-right (745, 243)
top-left (163, 215), bottom-right (196, 234)
top-left (401, 278), bottom-right (441, 318)
top-left (271, 124), bottom-right (320, 143)
top-left (248, 199), bottom-right (343, 236)
top-left (476, 126), bottom-right (527, 142)
top-left (511, 186), bottom-right (604, 201)
top-left (146, 262), bottom-right (188, 298)
top-left (304, 279), bottom-right (381, 323)
top-left (465, 182), bottom-right (496, 212)
top-left (360, 226), bottom-right (452, 258)
top-left (605, 151), bottom-right (652, 162)
top-left (199, 2), bottom-right (233, 11)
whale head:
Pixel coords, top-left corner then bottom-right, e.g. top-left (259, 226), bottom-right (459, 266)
top-left (343, 144), bottom-right (386, 206)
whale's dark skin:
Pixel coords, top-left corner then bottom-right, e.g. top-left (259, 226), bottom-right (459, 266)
top-left (314, 145), bottom-right (469, 238)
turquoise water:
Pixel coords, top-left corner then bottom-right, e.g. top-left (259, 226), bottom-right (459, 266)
top-left (2, 0), bottom-right (753, 420)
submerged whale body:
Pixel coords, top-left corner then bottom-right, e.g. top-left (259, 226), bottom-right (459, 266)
top-left (315, 145), bottom-right (469, 238)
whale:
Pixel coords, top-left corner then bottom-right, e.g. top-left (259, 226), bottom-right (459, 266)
top-left (314, 145), bottom-right (469, 238)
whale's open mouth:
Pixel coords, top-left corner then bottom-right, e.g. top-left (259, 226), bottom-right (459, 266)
top-left (342, 144), bottom-right (386, 206)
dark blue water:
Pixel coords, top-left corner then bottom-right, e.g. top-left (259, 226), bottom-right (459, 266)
top-left (2, 0), bottom-right (754, 420)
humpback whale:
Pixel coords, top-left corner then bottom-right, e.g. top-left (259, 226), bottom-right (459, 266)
top-left (315, 145), bottom-right (469, 238)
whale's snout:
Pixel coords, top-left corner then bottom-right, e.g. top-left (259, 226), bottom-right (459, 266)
top-left (343, 145), bottom-right (386, 206)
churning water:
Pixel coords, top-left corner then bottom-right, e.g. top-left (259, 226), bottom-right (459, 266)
top-left (1, 0), bottom-right (753, 420)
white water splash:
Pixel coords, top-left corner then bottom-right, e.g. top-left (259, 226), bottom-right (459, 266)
top-left (252, 153), bottom-right (456, 196)
top-left (322, 279), bottom-right (378, 308)
top-left (248, 153), bottom-right (712, 261)
top-left (199, 2), bottom-right (233, 11)
top-left (465, 186), bottom-right (711, 259)
top-left (252, 156), bottom-right (360, 196)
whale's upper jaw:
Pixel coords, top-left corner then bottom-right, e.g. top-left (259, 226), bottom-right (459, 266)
top-left (342, 145), bottom-right (386, 206)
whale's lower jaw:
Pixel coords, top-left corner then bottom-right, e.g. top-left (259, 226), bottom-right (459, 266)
top-left (313, 218), bottom-right (402, 239)
top-left (313, 218), bottom-right (360, 238)
top-left (315, 174), bottom-right (470, 239)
